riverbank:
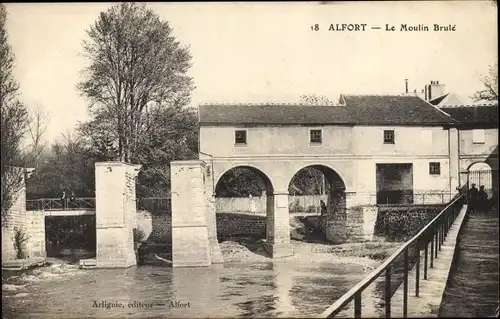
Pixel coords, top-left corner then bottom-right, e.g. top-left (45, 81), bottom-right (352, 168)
top-left (220, 237), bottom-right (401, 269)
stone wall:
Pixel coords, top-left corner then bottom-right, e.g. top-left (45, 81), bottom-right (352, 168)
top-left (24, 211), bottom-right (46, 258)
top-left (216, 194), bottom-right (328, 214)
top-left (216, 213), bottom-right (266, 240)
top-left (1, 168), bottom-right (33, 261)
top-left (323, 205), bottom-right (378, 244)
top-left (374, 205), bottom-right (445, 241)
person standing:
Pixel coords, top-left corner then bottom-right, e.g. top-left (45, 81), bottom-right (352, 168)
top-left (320, 200), bottom-right (327, 216)
top-left (61, 190), bottom-right (67, 210)
top-left (478, 185), bottom-right (488, 214)
top-left (468, 184), bottom-right (478, 214)
top-left (249, 194), bottom-right (256, 214)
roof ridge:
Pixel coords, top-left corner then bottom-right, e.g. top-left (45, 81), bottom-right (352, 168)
top-left (344, 94), bottom-right (420, 97)
top-left (199, 102), bottom-right (340, 106)
top-left (418, 96), bottom-right (459, 122)
top-left (440, 103), bottom-right (499, 108)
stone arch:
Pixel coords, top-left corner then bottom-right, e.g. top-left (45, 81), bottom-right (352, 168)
top-left (214, 165), bottom-right (274, 197)
top-left (287, 164), bottom-right (346, 214)
top-left (288, 163), bottom-right (347, 190)
top-left (213, 165), bottom-right (275, 244)
top-left (467, 162), bottom-right (495, 199)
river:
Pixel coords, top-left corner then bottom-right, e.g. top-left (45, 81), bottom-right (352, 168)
top-left (2, 258), bottom-right (370, 318)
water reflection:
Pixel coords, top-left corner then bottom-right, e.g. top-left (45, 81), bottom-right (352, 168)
top-left (2, 260), bottom-right (368, 318)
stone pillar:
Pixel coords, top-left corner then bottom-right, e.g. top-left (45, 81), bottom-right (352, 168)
top-left (171, 160), bottom-right (211, 267)
top-left (1, 167), bottom-right (35, 261)
top-left (449, 128), bottom-right (460, 192)
top-left (203, 162), bottom-right (223, 263)
top-left (25, 210), bottom-right (46, 258)
top-left (207, 196), bottom-right (224, 263)
top-left (95, 162), bottom-right (141, 268)
top-left (264, 192), bottom-right (293, 258)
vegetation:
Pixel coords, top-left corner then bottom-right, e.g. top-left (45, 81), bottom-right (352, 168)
top-left (13, 226), bottom-right (30, 259)
top-left (0, 5), bottom-right (30, 225)
top-left (24, 3), bottom-right (199, 198)
top-left (77, 2), bottom-right (194, 163)
top-left (471, 63), bottom-right (498, 102)
top-left (299, 94), bottom-right (336, 105)
top-left (133, 227), bottom-right (146, 244)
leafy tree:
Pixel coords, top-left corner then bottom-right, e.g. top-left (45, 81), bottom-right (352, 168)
top-left (299, 94), bottom-right (335, 105)
top-left (77, 3), bottom-right (194, 163)
top-left (471, 63), bottom-right (498, 102)
top-left (289, 167), bottom-right (329, 195)
top-left (74, 104), bottom-right (199, 198)
top-left (1, 4), bottom-right (29, 225)
top-left (26, 134), bottom-right (96, 199)
top-left (215, 167), bottom-right (266, 197)
top-left (134, 105), bottom-right (198, 197)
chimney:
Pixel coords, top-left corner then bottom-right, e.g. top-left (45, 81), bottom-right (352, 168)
top-left (424, 80), bottom-right (446, 101)
top-left (405, 79), bottom-right (409, 93)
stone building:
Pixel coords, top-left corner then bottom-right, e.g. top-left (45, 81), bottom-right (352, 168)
top-left (197, 94), bottom-right (468, 256)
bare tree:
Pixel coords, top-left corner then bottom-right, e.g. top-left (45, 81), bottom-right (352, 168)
top-left (471, 63), bottom-right (498, 102)
top-left (299, 94), bottom-right (335, 105)
top-left (77, 3), bottom-right (194, 163)
top-left (24, 104), bottom-right (49, 167)
top-left (1, 4), bottom-right (29, 225)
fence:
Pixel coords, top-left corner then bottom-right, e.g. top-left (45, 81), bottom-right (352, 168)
top-left (26, 197), bottom-right (96, 211)
top-left (321, 193), bottom-right (465, 318)
top-left (215, 194), bottom-right (329, 214)
top-left (26, 190), bottom-right (456, 214)
top-left (26, 197), bottom-right (171, 214)
top-left (468, 169), bottom-right (494, 198)
top-left (215, 191), bottom-right (457, 214)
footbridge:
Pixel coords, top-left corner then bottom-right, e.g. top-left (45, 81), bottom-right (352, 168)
top-left (320, 194), bottom-right (499, 318)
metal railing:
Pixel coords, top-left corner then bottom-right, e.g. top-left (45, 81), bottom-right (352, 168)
top-left (136, 197), bottom-right (171, 214)
top-left (26, 197), bottom-right (96, 211)
top-left (26, 197), bottom-right (172, 213)
top-left (321, 193), bottom-right (465, 318)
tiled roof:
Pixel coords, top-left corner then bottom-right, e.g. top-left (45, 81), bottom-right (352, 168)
top-left (440, 105), bottom-right (498, 127)
top-left (199, 95), bottom-right (458, 126)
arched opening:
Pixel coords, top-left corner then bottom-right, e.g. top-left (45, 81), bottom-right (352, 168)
top-left (214, 166), bottom-right (274, 247)
top-left (468, 162), bottom-right (494, 199)
top-left (287, 165), bottom-right (346, 241)
top-left (45, 215), bottom-right (96, 261)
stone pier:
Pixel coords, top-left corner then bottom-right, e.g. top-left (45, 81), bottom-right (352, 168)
top-left (171, 160), bottom-right (215, 267)
top-left (264, 192), bottom-right (294, 258)
top-left (94, 162), bottom-right (141, 268)
top-left (324, 191), bottom-right (378, 244)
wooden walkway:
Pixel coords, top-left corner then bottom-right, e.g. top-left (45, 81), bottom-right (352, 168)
top-left (326, 203), bottom-right (468, 318)
top-left (439, 209), bottom-right (499, 318)
top-left (388, 204), bottom-right (468, 318)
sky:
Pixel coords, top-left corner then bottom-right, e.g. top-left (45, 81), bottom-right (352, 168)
top-left (4, 1), bottom-right (498, 143)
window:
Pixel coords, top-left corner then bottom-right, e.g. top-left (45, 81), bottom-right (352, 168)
top-left (310, 129), bottom-right (322, 144)
top-left (429, 162), bottom-right (441, 175)
top-left (472, 129), bottom-right (485, 144)
top-left (383, 130), bottom-right (395, 144)
top-left (235, 130), bottom-right (247, 145)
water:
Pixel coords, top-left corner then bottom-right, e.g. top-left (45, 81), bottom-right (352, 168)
top-left (2, 259), bottom-right (368, 318)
